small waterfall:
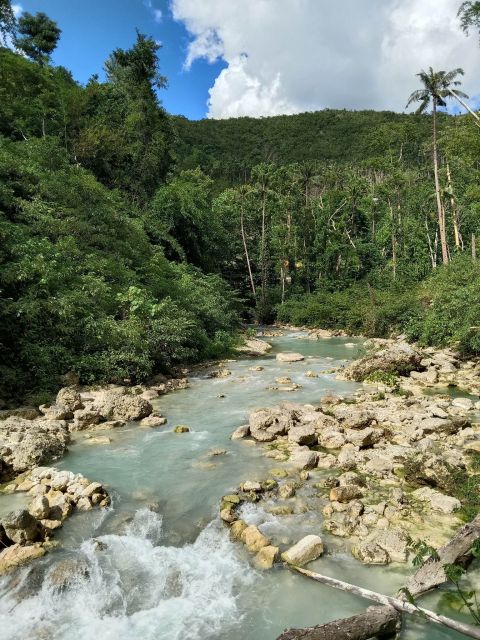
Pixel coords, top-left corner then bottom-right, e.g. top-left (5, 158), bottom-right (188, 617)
top-left (0, 510), bottom-right (254, 640)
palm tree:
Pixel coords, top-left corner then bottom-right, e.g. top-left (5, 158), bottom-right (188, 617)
top-left (406, 67), bottom-right (468, 265)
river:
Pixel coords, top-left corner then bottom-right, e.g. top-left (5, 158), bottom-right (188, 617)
top-left (0, 330), bottom-right (473, 639)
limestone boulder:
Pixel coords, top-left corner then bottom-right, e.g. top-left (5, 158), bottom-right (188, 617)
top-left (281, 535), bottom-right (324, 566)
top-left (236, 338), bottom-right (272, 356)
top-left (231, 425), bottom-right (250, 440)
top-left (290, 448), bottom-right (318, 470)
top-left (249, 407), bottom-right (293, 442)
top-left (0, 417), bottom-right (70, 478)
top-left (412, 487), bottom-right (461, 514)
top-left (287, 425), bottom-right (317, 446)
top-left (276, 352), bottom-right (305, 363)
top-left (343, 340), bottom-right (422, 381)
top-left (56, 387), bottom-right (83, 412)
top-left (2, 509), bottom-right (44, 544)
top-left (254, 545), bottom-right (279, 570)
top-left (0, 543), bottom-right (45, 574)
top-left (242, 525), bottom-right (270, 552)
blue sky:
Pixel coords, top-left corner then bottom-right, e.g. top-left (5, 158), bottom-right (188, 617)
top-left (13, 1), bottom-right (480, 120)
top-left (16, 0), bottom-right (226, 120)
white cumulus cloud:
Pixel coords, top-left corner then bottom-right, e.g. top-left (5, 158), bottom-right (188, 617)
top-left (170, 0), bottom-right (480, 119)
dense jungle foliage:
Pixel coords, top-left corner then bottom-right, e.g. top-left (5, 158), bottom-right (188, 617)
top-left (1, 1), bottom-right (480, 402)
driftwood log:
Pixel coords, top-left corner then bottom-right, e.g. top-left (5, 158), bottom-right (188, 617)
top-left (277, 605), bottom-right (399, 640)
top-left (277, 514), bottom-right (480, 640)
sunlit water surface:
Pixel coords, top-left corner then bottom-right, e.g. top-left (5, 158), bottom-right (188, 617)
top-left (0, 331), bottom-right (474, 639)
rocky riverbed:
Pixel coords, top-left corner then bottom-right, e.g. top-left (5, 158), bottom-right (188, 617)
top-left (0, 374), bottom-right (189, 574)
top-left (219, 335), bottom-right (480, 574)
top-left (0, 330), bottom-right (479, 640)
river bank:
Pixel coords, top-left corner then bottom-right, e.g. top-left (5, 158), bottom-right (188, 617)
top-left (0, 329), bottom-right (479, 639)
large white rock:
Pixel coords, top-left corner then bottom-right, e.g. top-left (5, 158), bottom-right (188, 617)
top-left (276, 352), bottom-right (305, 363)
top-left (412, 487), bottom-right (461, 514)
top-left (281, 535), bottom-right (324, 566)
top-left (236, 338), bottom-right (272, 356)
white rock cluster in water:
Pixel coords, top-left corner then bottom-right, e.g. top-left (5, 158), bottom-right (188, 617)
top-left (0, 466), bottom-right (110, 574)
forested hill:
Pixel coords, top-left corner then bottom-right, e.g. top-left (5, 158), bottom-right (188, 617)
top-left (173, 109), bottom-right (440, 182)
top-left (1, 0), bottom-right (480, 404)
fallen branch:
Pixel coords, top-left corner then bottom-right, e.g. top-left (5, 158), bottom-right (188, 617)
top-left (404, 514), bottom-right (480, 598)
top-left (277, 604), bottom-right (399, 640)
top-left (285, 566), bottom-right (480, 639)
top-left (278, 515), bottom-right (480, 640)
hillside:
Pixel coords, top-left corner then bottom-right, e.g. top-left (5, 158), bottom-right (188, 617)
top-left (172, 109), bottom-right (443, 183)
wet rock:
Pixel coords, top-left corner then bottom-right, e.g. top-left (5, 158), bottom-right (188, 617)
top-left (276, 352), bottom-right (305, 363)
top-left (231, 425), bottom-right (250, 440)
top-left (352, 542), bottom-right (389, 565)
top-left (86, 436), bottom-right (111, 445)
top-left (220, 508), bottom-right (236, 523)
top-left (140, 416), bottom-right (167, 428)
top-left (229, 519), bottom-right (247, 541)
top-left (276, 377), bottom-right (292, 384)
top-left (209, 368), bottom-right (232, 379)
top-left (208, 448), bottom-right (227, 457)
top-left (241, 480), bottom-right (261, 492)
top-left (242, 525), bottom-right (270, 552)
top-left (48, 559), bottom-right (89, 590)
top-left (281, 535), bottom-right (324, 566)
top-left (76, 497), bottom-right (92, 511)
top-left (305, 371), bottom-right (319, 378)
top-left (93, 391), bottom-right (153, 422)
top-left (28, 496), bottom-right (50, 520)
top-left (412, 487), bottom-right (461, 514)
top-left (173, 425), bottom-right (190, 433)
top-left (40, 519), bottom-right (62, 533)
top-left (288, 425), bottom-right (317, 446)
top-left (254, 545), bottom-right (279, 570)
top-left (279, 483), bottom-right (296, 499)
top-left (2, 509), bottom-right (44, 544)
top-left (329, 485), bottom-right (363, 503)
top-left (249, 407), bottom-right (293, 442)
top-left (290, 448), bottom-right (318, 470)
top-left (0, 543), bottom-right (45, 574)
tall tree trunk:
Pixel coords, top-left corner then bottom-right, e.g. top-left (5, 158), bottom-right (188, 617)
top-left (240, 191), bottom-right (256, 299)
top-left (446, 161), bottom-right (463, 250)
top-left (449, 89), bottom-right (480, 126)
top-left (260, 185), bottom-right (267, 305)
top-left (388, 199), bottom-right (397, 280)
top-left (432, 100), bottom-right (449, 264)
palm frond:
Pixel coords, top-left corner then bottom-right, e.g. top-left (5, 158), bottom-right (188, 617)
top-left (406, 90), bottom-right (429, 108)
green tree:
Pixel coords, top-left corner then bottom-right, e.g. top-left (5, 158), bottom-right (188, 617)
top-left (459, 1), bottom-right (480, 40)
top-left (406, 67), bottom-right (467, 264)
top-left (0, 0), bottom-right (16, 46)
top-left (16, 11), bottom-right (61, 65)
